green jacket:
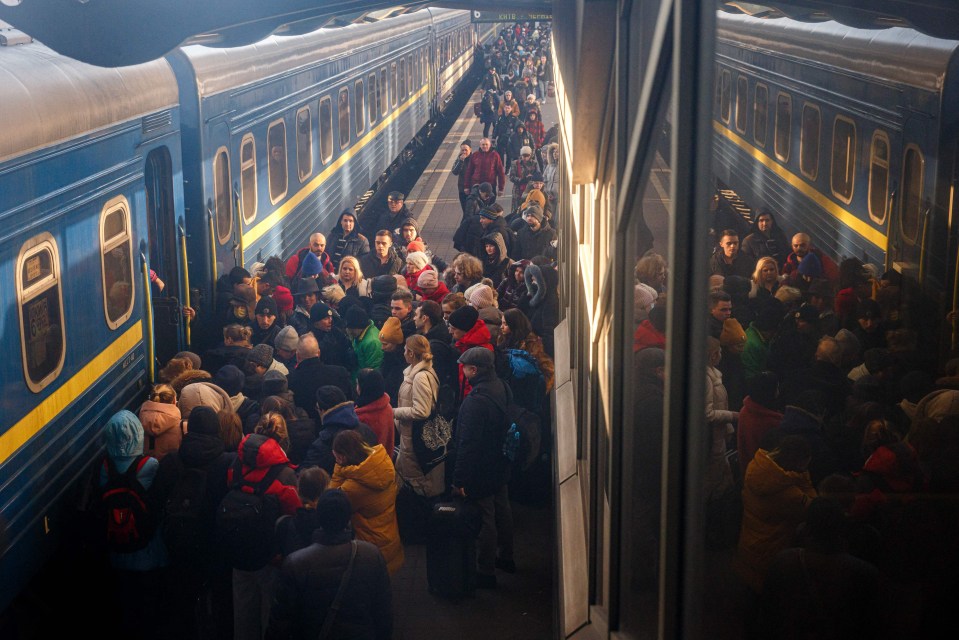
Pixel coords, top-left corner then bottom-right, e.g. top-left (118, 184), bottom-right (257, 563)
top-left (742, 323), bottom-right (770, 381)
top-left (352, 321), bottom-right (383, 374)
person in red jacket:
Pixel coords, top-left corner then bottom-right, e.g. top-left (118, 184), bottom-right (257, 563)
top-left (448, 305), bottom-right (494, 402)
top-left (464, 138), bottom-right (506, 196)
top-left (781, 233), bottom-right (839, 286)
top-left (737, 372), bottom-right (784, 469)
top-left (633, 305), bottom-right (667, 353)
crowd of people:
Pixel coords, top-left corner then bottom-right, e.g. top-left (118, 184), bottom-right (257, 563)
top-left (88, 22), bottom-right (558, 640)
top-left (632, 196), bottom-right (959, 636)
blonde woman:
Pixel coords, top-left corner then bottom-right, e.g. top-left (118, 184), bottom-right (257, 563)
top-left (336, 255), bottom-right (371, 298)
top-left (749, 256), bottom-right (781, 300)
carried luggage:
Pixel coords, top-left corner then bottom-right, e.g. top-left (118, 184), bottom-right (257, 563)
top-left (473, 101), bottom-right (483, 117)
top-left (100, 455), bottom-right (157, 553)
top-left (426, 500), bottom-right (481, 598)
top-left (215, 461), bottom-right (285, 570)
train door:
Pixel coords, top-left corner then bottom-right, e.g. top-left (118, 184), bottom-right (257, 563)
top-left (144, 147), bottom-right (184, 364)
top-left (888, 122), bottom-right (930, 283)
top-left (209, 123), bottom-right (241, 280)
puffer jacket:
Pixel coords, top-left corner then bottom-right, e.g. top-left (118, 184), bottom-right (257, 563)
top-left (355, 393), bottom-right (395, 458)
top-left (330, 445), bottom-right (405, 574)
top-left (351, 321), bottom-right (383, 373)
top-left (138, 401), bottom-right (182, 461)
top-left (393, 361), bottom-right (445, 498)
top-left (736, 449), bottom-right (816, 592)
top-left (451, 370), bottom-right (510, 500)
top-left (226, 434), bottom-right (301, 517)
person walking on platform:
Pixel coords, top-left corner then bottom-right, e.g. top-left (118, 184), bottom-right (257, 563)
top-left (451, 140), bottom-right (474, 213)
top-left (508, 146), bottom-right (540, 214)
top-left (464, 139), bottom-right (506, 198)
top-left (463, 182), bottom-right (498, 224)
top-left (480, 89), bottom-right (499, 138)
top-left (493, 105), bottom-right (521, 168)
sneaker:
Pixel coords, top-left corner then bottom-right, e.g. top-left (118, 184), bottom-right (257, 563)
top-left (495, 557), bottom-right (516, 573)
top-left (476, 573), bottom-right (498, 589)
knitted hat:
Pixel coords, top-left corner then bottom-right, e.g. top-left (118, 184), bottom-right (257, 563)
top-left (255, 296), bottom-right (277, 317)
top-left (448, 305), bottom-right (480, 331)
top-left (274, 325), bottom-right (299, 352)
top-left (345, 305), bottom-right (370, 329)
top-left (529, 171), bottom-right (544, 183)
top-left (273, 286), bottom-right (294, 315)
top-left (634, 283), bottom-right (657, 311)
top-left (458, 346), bottom-right (494, 368)
top-left (417, 269), bottom-right (439, 289)
top-left (461, 139), bottom-right (472, 148)
top-left (719, 318), bottom-right (746, 348)
top-left (213, 365), bottom-right (245, 397)
top-left (406, 251), bottom-right (429, 271)
top-left (321, 284), bottom-right (346, 306)
top-left (400, 217), bottom-right (418, 232)
top-left (248, 344), bottom-right (274, 368)
top-left (174, 351), bottom-right (202, 370)
top-left (479, 207), bottom-right (504, 220)
top-left (797, 252), bottom-right (823, 278)
top-left (520, 145), bottom-right (532, 156)
top-left (186, 405), bottom-right (220, 437)
top-left (372, 274), bottom-right (398, 296)
top-left (523, 203), bottom-right (544, 222)
top-left (292, 277), bottom-right (320, 296)
top-left (179, 381), bottom-right (234, 418)
top-left (316, 385), bottom-right (348, 412)
top-left (468, 284), bottom-right (496, 310)
top-left (300, 251), bottom-right (325, 277)
top-left (794, 303), bottom-right (820, 324)
top-left (407, 240), bottom-right (426, 254)
top-left (379, 316), bottom-right (405, 345)
top-left (262, 369), bottom-right (288, 396)
top-left (310, 301), bottom-right (333, 323)
top-left (524, 189), bottom-right (546, 208)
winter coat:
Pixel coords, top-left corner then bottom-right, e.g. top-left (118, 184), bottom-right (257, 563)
top-left (782, 247), bottom-right (840, 285)
top-left (778, 405), bottom-right (839, 486)
top-left (355, 393), bottom-right (395, 458)
top-left (464, 149), bottom-right (506, 193)
top-left (452, 152), bottom-right (473, 193)
top-left (736, 449), bottom-right (816, 592)
top-left (496, 261), bottom-right (530, 312)
top-left (362, 205), bottom-right (408, 241)
top-left (525, 264), bottom-right (559, 354)
top-left (633, 319), bottom-right (666, 353)
top-left (327, 215), bottom-right (370, 269)
top-left (525, 118), bottom-right (545, 148)
top-left (330, 445), bottom-right (405, 574)
top-left (737, 396), bottom-right (783, 470)
top-left (393, 361), bottom-right (446, 498)
top-left (138, 401), bottom-right (182, 461)
top-left (452, 370), bottom-right (510, 500)
top-left (285, 247), bottom-right (335, 281)
top-left (313, 326), bottom-right (356, 372)
top-left (302, 402), bottom-right (377, 471)
top-left (481, 231), bottom-right (511, 285)
top-left (226, 434), bottom-right (301, 517)
top-left (494, 114), bottom-right (521, 151)
top-left (359, 251), bottom-right (404, 279)
top-left (496, 98), bottom-right (520, 116)
top-left (287, 357), bottom-right (353, 420)
top-left (708, 251), bottom-right (754, 279)
top-left (417, 280), bottom-right (450, 304)
top-left (479, 88), bottom-right (499, 122)
top-left (351, 321), bottom-right (383, 373)
top-left (454, 320), bottom-right (495, 401)
top-left (515, 220), bottom-right (557, 261)
top-left (463, 188), bottom-right (498, 221)
top-left (470, 216), bottom-right (514, 259)
top-left (742, 323), bottom-right (771, 381)
top-left (508, 128), bottom-right (535, 162)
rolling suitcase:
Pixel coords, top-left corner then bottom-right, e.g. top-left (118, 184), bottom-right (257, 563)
top-left (426, 500), bottom-right (481, 598)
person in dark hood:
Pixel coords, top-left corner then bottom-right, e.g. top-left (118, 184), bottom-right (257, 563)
top-left (497, 259), bottom-right (531, 313)
top-left (741, 209), bottom-right (790, 269)
top-left (463, 182), bottom-right (498, 223)
top-left (514, 204), bottom-right (556, 261)
top-left (525, 262), bottom-right (559, 356)
top-left (299, 385), bottom-right (378, 475)
top-left (326, 209), bottom-right (370, 270)
top-left (481, 231), bottom-right (512, 285)
top-left (362, 191), bottom-right (410, 241)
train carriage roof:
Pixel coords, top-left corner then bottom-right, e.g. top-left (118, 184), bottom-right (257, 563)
top-left (176, 8), bottom-right (453, 99)
top-left (0, 41), bottom-right (177, 165)
top-left (718, 12), bottom-right (959, 93)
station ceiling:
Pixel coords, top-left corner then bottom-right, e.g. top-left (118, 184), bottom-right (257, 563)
top-left (0, 0), bottom-right (956, 67)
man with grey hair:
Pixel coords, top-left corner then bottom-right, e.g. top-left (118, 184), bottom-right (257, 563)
top-left (287, 333), bottom-right (352, 419)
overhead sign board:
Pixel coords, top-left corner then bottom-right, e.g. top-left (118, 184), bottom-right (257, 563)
top-left (471, 10), bottom-right (552, 23)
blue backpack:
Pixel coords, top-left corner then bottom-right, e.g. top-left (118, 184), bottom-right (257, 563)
top-left (504, 349), bottom-right (547, 414)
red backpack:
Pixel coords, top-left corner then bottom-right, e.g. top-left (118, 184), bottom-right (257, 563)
top-left (99, 455), bottom-right (157, 553)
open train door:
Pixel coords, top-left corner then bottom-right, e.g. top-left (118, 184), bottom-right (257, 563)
top-left (144, 147), bottom-right (185, 365)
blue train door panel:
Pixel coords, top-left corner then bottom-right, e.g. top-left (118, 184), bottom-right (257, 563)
top-left (889, 118), bottom-right (931, 282)
top-left (209, 123), bottom-right (241, 278)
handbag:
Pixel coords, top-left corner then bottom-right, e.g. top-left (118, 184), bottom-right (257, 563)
top-left (473, 102), bottom-right (482, 117)
top-left (411, 410), bottom-right (452, 473)
top-left (318, 540), bottom-right (357, 639)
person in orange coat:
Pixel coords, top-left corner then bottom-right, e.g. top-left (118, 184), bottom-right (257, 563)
top-left (329, 430), bottom-right (405, 575)
top-left (736, 435), bottom-right (817, 593)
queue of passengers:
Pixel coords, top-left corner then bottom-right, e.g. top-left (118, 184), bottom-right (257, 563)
top-left (630, 196), bottom-right (959, 637)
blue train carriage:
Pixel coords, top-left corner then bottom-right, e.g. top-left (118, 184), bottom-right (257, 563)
top-left (167, 10), bottom-right (446, 343)
top-left (0, 38), bottom-right (185, 609)
top-left (713, 13), bottom-right (959, 334)
top-left (429, 8), bottom-right (477, 113)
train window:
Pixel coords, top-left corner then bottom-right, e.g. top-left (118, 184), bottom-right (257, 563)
top-left (319, 96), bottom-right (333, 165)
top-left (355, 79), bottom-right (366, 136)
top-left (240, 134), bottom-right (257, 222)
top-left (775, 92), bottom-right (791, 162)
top-left (831, 116), bottom-right (856, 204)
top-left (754, 83), bottom-right (768, 147)
top-left (408, 54), bottom-right (414, 94)
top-left (295, 108), bottom-right (312, 184)
top-left (868, 131), bottom-right (890, 225)
top-left (213, 148), bottom-right (232, 244)
top-left (800, 103), bottom-right (821, 180)
top-left (380, 68), bottom-right (388, 116)
top-left (390, 63), bottom-right (398, 107)
top-left (398, 58), bottom-right (407, 101)
top-left (17, 232), bottom-right (66, 392)
top-left (338, 87), bottom-right (350, 150)
top-left (719, 69), bottom-right (731, 124)
top-left (735, 76), bottom-right (747, 133)
top-left (267, 120), bottom-right (288, 204)
top-left (100, 197), bottom-right (135, 329)
top-left (900, 145), bottom-right (925, 243)
top-left (369, 73), bottom-right (378, 125)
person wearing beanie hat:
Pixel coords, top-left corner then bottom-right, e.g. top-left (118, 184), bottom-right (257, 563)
top-left (247, 343), bottom-right (274, 370)
top-left (508, 139), bottom-right (540, 213)
top-left (252, 296), bottom-right (281, 347)
top-left (720, 318), bottom-right (747, 350)
top-left (634, 282), bottom-right (658, 323)
top-left (344, 306), bottom-right (382, 373)
top-left (448, 304), bottom-right (480, 333)
top-left (213, 364), bottom-right (245, 398)
top-left (300, 250), bottom-right (326, 278)
top-left (173, 350), bottom-right (203, 371)
top-left (262, 369), bottom-right (289, 396)
top-left (406, 239), bottom-right (426, 254)
top-left (398, 217), bottom-right (422, 249)
top-left (274, 325), bottom-right (299, 368)
top-left (467, 283), bottom-right (497, 311)
top-left (515, 202), bottom-right (556, 261)
top-left (178, 381), bottom-right (235, 419)
top-left (404, 251), bottom-right (432, 290)
top-left (415, 267), bottom-right (450, 304)
top-left (796, 251), bottom-right (824, 281)
top-left (854, 298), bottom-right (885, 351)
top-left (273, 285), bottom-right (294, 316)
top-left (416, 269), bottom-right (438, 290)
top-left (378, 316), bottom-right (405, 346)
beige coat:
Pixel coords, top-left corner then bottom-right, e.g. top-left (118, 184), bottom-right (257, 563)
top-left (393, 359), bottom-right (445, 497)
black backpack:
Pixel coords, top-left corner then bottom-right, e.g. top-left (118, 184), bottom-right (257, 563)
top-left (502, 402), bottom-right (542, 471)
top-left (161, 465), bottom-right (213, 565)
top-left (100, 455), bottom-right (157, 553)
top-left (216, 460), bottom-right (285, 571)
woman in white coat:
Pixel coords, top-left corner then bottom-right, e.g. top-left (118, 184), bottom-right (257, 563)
top-left (705, 335), bottom-right (739, 500)
top-left (393, 335), bottom-right (446, 498)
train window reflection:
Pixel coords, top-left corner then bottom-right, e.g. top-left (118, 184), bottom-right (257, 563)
top-left (100, 197), bottom-right (135, 329)
top-left (338, 87), bottom-right (350, 150)
top-left (735, 75), bottom-right (747, 133)
top-left (868, 131), bottom-right (890, 225)
top-left (295, 108), bottom-right (312, 184)
top-left (754, 83), bottom-right (768, 147)
top-left (369, 73), bottom-right (378, 125)
top-left (720, 69), bottom-right (731, 124)
top-left (267, 120), bottom-right (288, 204)
top-left (240, 135), bottom-right (257, 221)
top-left (800, 103), bottom-right (821, 180)
top-left (399, 58), bottom-right (407, 100)
top-left (17, 233), bottom-right (66, 392)
top-left (390, 62), bottom-right (398, 107)
top-left (213, 148), bottom-right (231, 244)
top-left (775, 92), bottom-right (791, 162)
top-left (355, 79), bottom-right (366, 136)
top-left (831, 116), bottom-right (856, 204)
top-left (900, 145), bottom-right (925, 243)
top-left (380, 68), bottom-right (388, 116)
top-left (319, 97), bottom-right (333, 165)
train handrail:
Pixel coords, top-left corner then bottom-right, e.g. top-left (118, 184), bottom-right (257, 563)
top-left (140, 251), bottom-right (155, 384)
top-left (233, 186), bottom-right (244, 267)
top-left (178, 221), bottom-right (191, 347)
top-left (206, 202), bottom-right (218, 287)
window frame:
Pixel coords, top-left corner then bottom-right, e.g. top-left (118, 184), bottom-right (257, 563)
top-left (830, 115), bottom-right (857, 205)
top-left (720, 69), bottom-right (731, 124)
top-left (295, 106), bottom-right (313, 184)
top-left (99, 195), bottom-right (136, 329)
top-left (17, 231), bottom-right (67, 393)
top-left (380, 68), bottom-right (388, 116)
top-left (774, 91), bottom-right (792, 163)
top-left (338, 86), bottom-right (351, 150)
top-left (753, 83), bottom-right (768, 147)
top-left (899, 144), bottom-right (925, 245)
top-left (734, 75), bottom-right (748, 134)
top-left (800, 102), bottom-right (821, 181)
top-left (213, 146), bottom-right (232, 245)
top-left (390, 62), bottom-right (398, 107)
top-left (355, 79), bottom-right (366, 136)
top-left (319, 96), bottom-right (334, 165)
top-left (239, 134), bottom-right (258, 222)
top-left (368, 73), bottom-right (378, 126)
top-left (398, 57), bottom-right (407, 100)
top-left (266, 118), bottom-right (288, 205)
top-left (408, 54), bottom-right (414, 94)
top-left (868, 130), bottom-right (891, 225)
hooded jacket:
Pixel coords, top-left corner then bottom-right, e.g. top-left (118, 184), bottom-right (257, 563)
top-left (327, 211), bottom-right (370, 269)
top-left (455, 319), bottom-right (494, 400)
top-left (301, 402), bottom-right (378, 475)
top-left (740, 211), bottom-right (790, 268)
top-left (330, 444), bottom-right (404, 574)
top-left (355, 393), bottom-right (396, 458)
top-left (481, 231), bottom-right (512, 284)
top-left (227, 434), bottom-right (301, 517)
top-left (496, 260), bottom-right (530, 312)
top-left (515, 219), bottom-right (557, 261)
top-left (351, 321), bottom-right (383, 373)
top-left (137, 400), bottom-right (182, 463)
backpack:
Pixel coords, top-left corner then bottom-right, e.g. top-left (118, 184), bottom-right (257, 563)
top-left (216, 460), bottom-right (285, 571)
top-left (100, 455), bottom-right (157, 553)
top-left (161, 465), bottom-right (213, 565)
top-left (502, 402), bottom-right (542, 471)
top-left (504, 349), bottom-right (547, 415)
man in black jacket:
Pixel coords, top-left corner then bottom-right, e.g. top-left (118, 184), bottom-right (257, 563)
top-left (309, 302), bottom-right (357, 372)
top-left (359, 230), bottom-right (404, 278)
top-left (266, 489), bottom-right (392, 640)
top-left (362, 191), bottom-right (410, 241)
top-left (287, 334), bottom-right (352, 420)
top-left (451, 347), bottom-right (512, 588)
top-left (300, 386), bottom-right (378, 475)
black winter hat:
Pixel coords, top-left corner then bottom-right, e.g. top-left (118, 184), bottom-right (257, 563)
top-left (345, 305), bottom-right (370, 329)
top-left (310, 301), bottom-right (333, 323)
top-left (448, 305), bottom-right (479, 331)
top-left (213, 365), bottom-right (245, 397)
top-left (316, 385), bottom-right (348, 412)
top-left (262, 369), bottom-right (288, 396)
top-left (255, 296), bottom-right (277, 317)
top-left (187, 405), bottom-right (220, 436)
top-left (372, 274), bottom-right (398, 295)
